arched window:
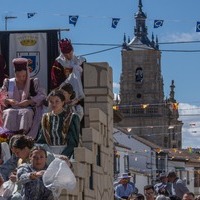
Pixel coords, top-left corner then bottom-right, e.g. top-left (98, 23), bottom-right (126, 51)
top-left (135, 67), bottom-right (143, 82)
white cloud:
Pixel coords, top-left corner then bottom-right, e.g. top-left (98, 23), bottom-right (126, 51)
top-left (113, 82), bottom-right (120, 90)
top-left (162, 32), bottom-right (200, 42)
top-left (179, 103), bottom-right (200, 148)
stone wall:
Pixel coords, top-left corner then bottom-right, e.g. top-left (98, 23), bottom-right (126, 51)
top-left (59, 62), bottom-right (114, 200)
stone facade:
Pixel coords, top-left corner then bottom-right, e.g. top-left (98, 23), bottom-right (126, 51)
top-left (60, 62), bottom-right (114, 200)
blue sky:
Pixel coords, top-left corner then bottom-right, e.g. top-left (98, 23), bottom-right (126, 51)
top-left (1, 0), bottom-right (200, 148)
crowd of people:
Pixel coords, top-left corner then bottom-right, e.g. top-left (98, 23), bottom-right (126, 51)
top-left (114, 171), bottom-right (200, 200)
top-left (0, 38), bottom-right (85, 199)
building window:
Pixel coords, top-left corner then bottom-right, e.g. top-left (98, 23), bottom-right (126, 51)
top-left (135, 68), bottom-right (143, 82)
top-left (96, 145), bottom-right (101, 166)
top-left (89, 165), bottom-right (94, 190)
top-left (194, 169), bottom-right (200, 187)
top-left (124, 155), bottom-right (129, 172)
top-left (114, 151), bottom-right (120, 174)
top-left (187, 171), bottom-right (190, 185)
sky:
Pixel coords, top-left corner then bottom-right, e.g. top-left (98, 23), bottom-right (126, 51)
top-left (1, 0), bottom-right (200, 148)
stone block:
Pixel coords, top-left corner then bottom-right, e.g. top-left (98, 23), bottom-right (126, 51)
top-left (82, 128), bottom-right (102, 144)
top-left (72, 162), bottom-right (89, 178)
top-left (89, 108), bottom-right (107, 125)
top-left (74, 147), bottom-right (93, 164)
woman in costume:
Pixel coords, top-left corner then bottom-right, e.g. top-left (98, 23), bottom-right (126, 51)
top-left (51, 38), bottom-right (85, 101)
top-left (36, 89), bottom-right (80, 159)
top-left (1, 57), bottom-right (46, 139)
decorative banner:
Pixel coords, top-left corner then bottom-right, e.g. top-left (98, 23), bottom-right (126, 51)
top-left (196, 21), bottom-right (200, 32)
top-left (69, 15), bottom-right (79, 26)
top-left (112, 18), bottom-right (120, 28)
top-left (27, 13), bottom-right (36, 18)
top-left (154, 20), bottom-right (164, 28)
top-left (9, 33), bottom-right (48, 91)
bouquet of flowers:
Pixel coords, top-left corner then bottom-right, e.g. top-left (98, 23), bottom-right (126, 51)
top-left (0, 127), bottom-right (14, 143)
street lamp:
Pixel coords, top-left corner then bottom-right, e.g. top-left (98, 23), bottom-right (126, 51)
top-left (5, 16), bottom-right (17, 31)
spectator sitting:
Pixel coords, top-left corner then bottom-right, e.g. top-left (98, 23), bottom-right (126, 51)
top-left (17, 146), bottom-right (54, 200)
top-left (1, 57), bottom-right (46, 139)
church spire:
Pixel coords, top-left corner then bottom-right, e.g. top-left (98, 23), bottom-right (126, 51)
top-left (169, 80), bottom-right (175, 102)
top-left (138, 0), bottom-right (143, 12)
top-left (133, 0), bottom-right (152, 47)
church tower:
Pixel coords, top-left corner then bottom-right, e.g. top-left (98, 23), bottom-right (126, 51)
top-left (117, 0), bottom-right (183, 148)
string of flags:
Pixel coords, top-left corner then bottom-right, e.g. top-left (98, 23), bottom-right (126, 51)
top-left (69, 15), bottom-right (79, 26)
top-left (154, 20), bottom-right (164, 28)
top-left (112, 18), bottom-right (120, 28)
top-left (27, 12), bottom-right (36, 19)
top-left (22, 13), bottom-right (200, 31)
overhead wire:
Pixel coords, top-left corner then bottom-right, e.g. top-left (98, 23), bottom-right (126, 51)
top-left (73, 40), bottom-right (200, 56)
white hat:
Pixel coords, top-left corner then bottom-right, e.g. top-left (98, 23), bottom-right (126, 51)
top-left (118, 173), bottom-right (131, 179)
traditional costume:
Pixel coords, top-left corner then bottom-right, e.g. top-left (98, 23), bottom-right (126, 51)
top-left (37, 109), bottom-right (80, 159)
top-left (51, 39), bottom-right (85, 100)
top-left (1, 58), bottom-right (46, 139)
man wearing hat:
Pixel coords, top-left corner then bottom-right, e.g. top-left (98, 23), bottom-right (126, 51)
top-left (51, 38), bottom-right (85, 100)
top-left (167, 171), bottom-right (189, 199)
top-left (114, 173), bottom-right (135, 200)
top-left (154, 172), bottom-right (171, 196)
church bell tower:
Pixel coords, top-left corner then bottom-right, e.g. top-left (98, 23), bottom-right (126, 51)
top-left (117, 0), bottom-right (183, 148)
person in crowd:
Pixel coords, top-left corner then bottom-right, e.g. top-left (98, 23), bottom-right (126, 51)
top-left (154, 173), bottom-right (171, 196)
top-left (59, 82), bottom-right (83, 121)
top-left (0, 174), bottom-right (5, 198)
top-left (127, 172), bottom-right (138, 194)
top-left (156, 195), bottom-right (170, 200)
top-left (115, 173), bottom-right (135, 200)
top-left (0, 142), bottom-right (11, 165)
top-left (17, 146), bottom-right (54, 200)
top-left (128, 193), bottom-right (144, 200)
top-left (51, 38), bottom-right (85, 101)
top-left (182, 192), bottom-right (195, 200)
top-left (144, 185), bottom-right (156, 200)
top-left (167, 171), bottom-right (189, 199)
top-left (169, 196), bottom-right (181, 200)
top-left (0, 134), bottom-right (55, 182)
top-left (36, 89), bottom-right (80, 159)
top-left (0, 134), bottom-right (72, 199)
top-left (1, 57), bottom-right (46, 139)
top-left (0, 132), bottom-right (22, 181)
